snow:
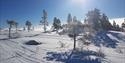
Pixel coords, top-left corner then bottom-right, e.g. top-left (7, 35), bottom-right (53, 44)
top-left (34, 25), bottom-right (52, 32)
top-left (0, 31), bottom-right (73, 63)
top-left (0, 30), bottom-right (125, 63)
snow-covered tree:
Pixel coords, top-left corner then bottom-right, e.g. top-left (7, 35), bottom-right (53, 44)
top-left (68, 16), bottom-right (83, 50)
top-left (67, 13), bottom-right (72, 25)
top-left (85, 8), bottom-right (113, 31)
top-left (112, 21), bottom-right (121, 31)
top-left (25, 21), bottom-right (32, 32)
top-left (100, 13), bottom-right (112, 30)
top-left (78, 19), bottom-right (96, 51)
top-left (7, 20), bottom-right (16, 38)
top-left (121, 19), bottom-right (125, 32)
top-left (112, 20), bottom-right (117, 30)
top-left (15, 22), bottom-right (18, 33)
top-left (116, 24), bottom-right (120, 31)
top-left (73, 16), bottom-right (77, 22)
top-left (86, 8), bottom-right (102, 31)
top-left (53, 17), bottom-right (61, 32)
top-left (40, 9), bottom-right (48, 32)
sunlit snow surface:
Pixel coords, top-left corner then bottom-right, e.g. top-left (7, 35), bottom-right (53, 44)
top-left (0, 30), bottom-right (125, 63)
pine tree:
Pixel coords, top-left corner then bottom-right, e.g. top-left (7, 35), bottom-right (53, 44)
top-left (113, 20), bottom-right (117, 30)
top-left (67, 13), bottom-right (72, 25)
top-left (53, 17), bottom-right (61, 32)
top-left (40, 9), bottom-right (48, 32)
top-left (84, 18), bottom-right (87, 24)
top-left (116, 24), bottom-right (120, 31)
top-left (73, 16), bottom-right (77, 23)
top-left (100, 13), bottom-right (112, 30)
top-left (25, 21), bottom-right (32, 32)
top-left (7, 20), bottom-right (16, 38)
top-left (15, 22), bottom-right (18, 33)
top-left (86, 8), bottom-right (102, 31)
top-left (121, 19), bottom-right (125, 31)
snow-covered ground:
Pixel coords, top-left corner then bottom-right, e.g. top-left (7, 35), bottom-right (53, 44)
top-left (0, 30), bottom-right (125, 63)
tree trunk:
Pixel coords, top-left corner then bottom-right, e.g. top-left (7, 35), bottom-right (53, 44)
top-left (9, 27), bottom-right (11, 38)
top-left (16, 27), bottom-right (18, 33)
top-left (73, 34), bottom-right (76, 50)
top-left (28, 26), bottom-right (30, 32)
top-left (56, 29), bottom-right (59, 33)
top-left (44, 23), bottom-right (46, 32)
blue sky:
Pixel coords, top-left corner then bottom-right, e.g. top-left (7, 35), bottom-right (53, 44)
top-left (0, 0), bottom-right (125, 28)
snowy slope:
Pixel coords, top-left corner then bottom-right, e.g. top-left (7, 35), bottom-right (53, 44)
top-left (0, 31), bottom-right (125, 63)
top-left (0, 31), bottom-right (73, 63)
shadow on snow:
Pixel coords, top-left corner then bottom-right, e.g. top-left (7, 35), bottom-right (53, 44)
top-left (92, 31), bottom-right (121, 48)
top-left (45, 50), bottom-right (105, 63)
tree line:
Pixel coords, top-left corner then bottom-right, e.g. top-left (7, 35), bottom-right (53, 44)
top-left (5, 9), bottom-right (125, 39)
